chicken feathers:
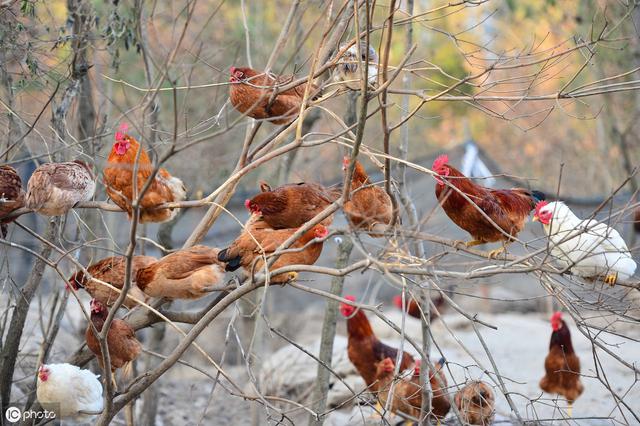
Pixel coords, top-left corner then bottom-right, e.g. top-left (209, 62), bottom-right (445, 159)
top-left (68, 255), bottom-right (155, 309)
top-left (136, 245), bottom-right (225, 299)
top-left (26, 161), bottom-right (95, 216)
top-left (0, 165), bottom-right (25, 237)
top-left (103, 123), bottom-right (186, 223)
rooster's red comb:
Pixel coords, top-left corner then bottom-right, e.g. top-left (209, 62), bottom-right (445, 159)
top-left (534, 200), bottom-right (549, 216)
top-left (115, 122), bottom-right (128, 143)
top-left (432, 154), bottom-right (449, 170)
top-left (551, 311), bottom-right (562, 322)
top-left (230, 66), bottom-right (237, 75)
top-left (343, 295), bottom-right (356, 302)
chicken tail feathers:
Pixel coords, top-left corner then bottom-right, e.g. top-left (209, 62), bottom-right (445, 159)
top-left (530, 190), bottom-right (546, 203)
top-left (218, 248), bottom-right (242, 272)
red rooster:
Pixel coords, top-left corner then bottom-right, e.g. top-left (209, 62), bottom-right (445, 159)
top-left (229, 67), bottom-right (318, 125)
top-left (432, 154), bottom-right (545, 257)
top-left (539, 311), bottom-right (583, 416)
top-left (339, 295), bottom-right (415, 391)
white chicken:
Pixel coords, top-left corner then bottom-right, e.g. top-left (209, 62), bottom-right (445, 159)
top-left (36, 363), bottom-right (103, 421)
top-left (333, 41), bottom-right (379, 90)
top-left (533, 201), bottom-right (637, 285)
top-left (26, 161), bottom-right (95, 216)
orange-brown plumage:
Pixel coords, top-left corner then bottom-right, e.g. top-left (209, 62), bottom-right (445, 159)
top-left (392, 293), bottom-right (447, 321)
top-left (454, 381), bottom-right (495, 425)
top-left (85, 299), bottom-right (141, 372)
top-left (432, 154), bottom-right (544, 245)
top-left (340, 296), bottom-right (414, 390)
top-left (246, 181), bottom-right (341, 229)
top-left (136, 245), bottom-right (225, 299)
top-left (376, 357), bottom-right (450, 420)
top-left (0, 165), bottom-right (25, 237)
top-left (539, 312), bottom-right (583, 405)
top-left (104, 124), bottom-right (186, 223)
top-left (229, 67), bottom-right (318, 125)
top-left (68, 255), bottom-right (155, 309)
top-left (217, 215), bottom-right (328, 283)
top-left (343, 157), bottom-right (393, 237)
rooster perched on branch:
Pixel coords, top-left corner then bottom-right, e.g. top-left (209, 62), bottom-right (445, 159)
top-left (103, 123), bottom-right (186, 223)
top-left (533, 201), bottom-right (637, 285)
top-left (432, 154), bottom-right (545, 258)
top-left (229, 67), bottom-right (318, 125)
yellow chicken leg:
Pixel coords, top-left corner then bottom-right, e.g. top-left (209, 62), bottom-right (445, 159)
top-left (487, 246), bottom-right (506, 259)
top-left (567, 403), bottom-right (573, 417)
top-left (604, 272), bottom-right (618, 286)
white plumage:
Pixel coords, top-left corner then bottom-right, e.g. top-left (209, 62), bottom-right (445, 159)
top-left (333, 41), bottom-right (379, 90)
top-left (36, 363), bottom-right (103, 421)
top-left (536, 201), bottom-right (637, 283)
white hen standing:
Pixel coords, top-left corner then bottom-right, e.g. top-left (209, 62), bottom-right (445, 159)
top-left (533, 201), bottom-right (637, 285)
top-left (36, 363), bottom-right (103, 420)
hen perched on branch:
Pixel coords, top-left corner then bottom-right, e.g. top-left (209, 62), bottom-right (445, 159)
top-left (0, 165), bottom-right (25, 237)
top-left (217, 215), bottom-right (328, 284)
top-left (25, 160), bottom-right (95, 216)
top-left (534, 201), bottom-right (637, 285)
top-left (136, 245), bottom-right (226, 299)
top-left (68, 255), bottom-right (155, 309)
top-left (333, 41), bottom-right (379, 90)
top-left (432, 154), bottom-right (545, 258)
top-left (103, 123), bottom-right (186, 223)
top-left (246, 181), bottom-right (341, 229)
top-left (229, 67), bottom-right (318, 125)
top-left (343, 157), bottom-right (393, 237)
top-left (85, 299), bottom-right (142, 374)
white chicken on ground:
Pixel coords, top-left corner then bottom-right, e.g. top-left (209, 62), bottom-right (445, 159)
top-left (533, 201), bottom-right (637, 285)
top-left (36, 363), bottom-right (103, 421)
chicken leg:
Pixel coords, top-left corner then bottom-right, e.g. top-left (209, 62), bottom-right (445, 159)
top-left (567, 402), bottom-right (573, 417)
top-left (454, 239), bottom-right (484, 249)
top-left (604, 272), bottom-right (618, 286)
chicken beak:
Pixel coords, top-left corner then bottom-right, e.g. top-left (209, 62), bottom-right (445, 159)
top-left (532, 216), bottom-right (539, 222)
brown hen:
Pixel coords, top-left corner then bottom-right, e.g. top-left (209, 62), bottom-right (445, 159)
top-left (539, 312), bottom-right (583, 415)
top-left (217, 215), bottom-right (328, 283)
top-left (229, 67), bottom-right (318, 125)
top-left (246, 181), bottom-right (341, 229)
top-left (339, 295), bottom-right (414, 390)
top-left (0, 165), bottom-right (25, 237)
top-left (68, 255), bottom-right (155, 309)
top-left (454, 381), bottom-right (495, 425)
top-left (136, 245), bottom-right (225, 299)
top-left (343, 157), bottom-right (393, 237)
top-left (85, 299), bottom-right (141, 372)
top-left (103, 123), bottom-right (186, 223)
